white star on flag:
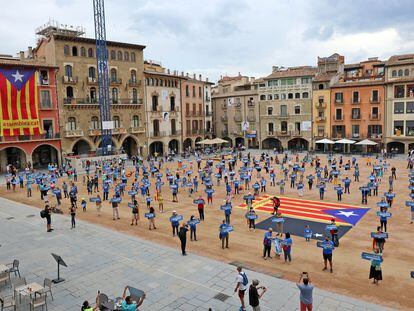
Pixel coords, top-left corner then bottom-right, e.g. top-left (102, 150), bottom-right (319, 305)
top-left (12, 70), bottom-right (24, 82)
top-left (336, 210), bottom-right (358, 218)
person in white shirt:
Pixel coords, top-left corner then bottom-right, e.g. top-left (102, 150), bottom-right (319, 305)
top-left (234, 266), bottom-right (248, 311)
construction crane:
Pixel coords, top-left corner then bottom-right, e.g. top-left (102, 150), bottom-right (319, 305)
top-left (93, 0), bottom-right (112, 155)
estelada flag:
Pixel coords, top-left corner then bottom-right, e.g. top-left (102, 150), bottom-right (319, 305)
top-left (0, 67), bottom-right (42, 136)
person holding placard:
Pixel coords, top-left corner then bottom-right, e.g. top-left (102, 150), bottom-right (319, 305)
top-left (95, 194), bottom-right (102, 216)
top-left (188, 215), bottom-right (199, 241)
top-left (148, 206), bottom-right (156, 230)
top-left (131, 200), bottom-right (139, 226)
top-left (246, 207), bottom-right (257, 231)
top-left (321, 236), bottom-right (334, 273)
top-left (171, 211), bottom-right (180, 236)
top-left (219, 220), bottom-right (229, 249)
top-left (372, 226), bottom-right (386, 252)
top-left (263, 228), bottom-right (273, 260)
top-left (369, 249), bottom-right (383, 284)
top-left (379, 207), bottom-right (388, 232)
top-left (111, 195), bottom-right (120, 220)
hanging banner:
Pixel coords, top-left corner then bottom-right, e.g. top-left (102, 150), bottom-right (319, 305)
top-left (301, 121), bottom-right (312, 131)
top-left (0, 67), bottom-right (42, 136)
top-left (162, 89), bottom-right (168, 102)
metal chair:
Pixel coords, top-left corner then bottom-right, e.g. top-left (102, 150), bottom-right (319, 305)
top-left (11, 277), bottom-right (26, 302)
top-left (43, 278), bottom-right (53, 301)
top-left (0, 271), bottom-right (10, 287)
top-left (6, 261), bottom-right (20, 278)
top-left (29, 292), bottom-right (47, 311)
top-left (0, 294), bottom-right (16, 311)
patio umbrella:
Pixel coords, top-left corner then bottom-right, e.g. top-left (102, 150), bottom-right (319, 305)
top-left (355, 139), bottom-right (377, 146)
top-left (335, 138), bottom-right (356, 153)
top-left (315, 138), bottom-right (335, 152)
top-left (210, 138), bottom-right (229, 144)
top-left (196, 139), bottom-right (213, 145)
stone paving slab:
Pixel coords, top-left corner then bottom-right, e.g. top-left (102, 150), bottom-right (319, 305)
top-left (0, 197), bottom-right (391, 311)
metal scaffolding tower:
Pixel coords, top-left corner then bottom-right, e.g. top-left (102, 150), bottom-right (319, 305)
top-left (93, 0), bottom-right (112, 155)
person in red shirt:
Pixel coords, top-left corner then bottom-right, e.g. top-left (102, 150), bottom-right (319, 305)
top-left (197, 196), bottom-right (205, 221)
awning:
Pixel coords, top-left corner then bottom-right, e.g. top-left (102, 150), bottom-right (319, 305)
top-left (355, 139), bottom-right (378, 146)
top-left (335, 139), bottom-right (356, 144)
top-left (315, 138), bottom-right (335, 144)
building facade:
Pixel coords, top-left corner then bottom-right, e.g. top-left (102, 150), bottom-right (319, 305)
top-left (258, 66), bottom-right (316, 151)
top-left (34, 24), bottom-right (146, 156)
top-left (312, 54), bottom-right (344, 149)
top-left (0, 55), bottom-right (61, 172)
top-left (143, 62), bottom-right (185, 155)
top-left (330, 58), bottom-right (385, 150)
top-left (204, 82), bottom-right (213, 138)
top-left (384, 54), bottom-right (414, 153)
top-left (212, 75), bottom-right (260, 148)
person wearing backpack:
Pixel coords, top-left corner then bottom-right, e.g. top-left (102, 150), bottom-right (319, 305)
top-left (234, 266), bottom-right (248, 311)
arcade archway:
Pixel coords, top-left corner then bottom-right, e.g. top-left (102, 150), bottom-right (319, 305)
top-left (72, 139), bottom-right (92, 155)
top-left (183, 138), bottom-right (192, 151)
top-left (288, 138), bottom-right (309, 151)
top-left (168, 139), bottom-right (179, 154)
top-left (386, 141), bottom-right (405, 154)
top-left (149, 141), bottom-right (163, 155)
top-left (0, 147), bottom-right (27, 170)
top-left (262, 138), bottom-right (282, 150)
top-left (32, 144), bottom-right (59, 169)
top-left (121, 136), bottom-right (138, 157)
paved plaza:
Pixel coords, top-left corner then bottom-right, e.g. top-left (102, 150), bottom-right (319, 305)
top-left (0, 197), bottom-right (390, 311)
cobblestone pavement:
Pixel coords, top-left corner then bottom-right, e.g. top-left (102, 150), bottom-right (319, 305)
top-left (0, 197), bottom-right (390, 311)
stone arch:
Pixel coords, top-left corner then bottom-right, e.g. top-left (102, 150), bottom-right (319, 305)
top-left (262, 138), bottom-right (282, 150)
top-left (386, 141), bottom-right (405, 154)
top-left (183, 138), bottom-right (193, 151)
top-left (120, 135), bottom-right (139, 157)
top-left (31, 144), bottom-right (59, 169)
top-left (288, 138), bottom-right (309, 151)
top-left (0, 146), bottom-right (28, 171)
top-left (149, 141), bottom-right (163, 155)
top-left (71, 138), bottom-right (94, 156)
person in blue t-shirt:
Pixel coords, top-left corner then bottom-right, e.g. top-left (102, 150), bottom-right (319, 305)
top-left (335, 185), bottom-right (343, 201)
top-left (219, 220), bottom-right (229, 249)
top-left (171, 211), bottom-right (180, 236)
top-left (188, 215), bottom-right (199, 241)
top-left (304, 225), bottom-right (312, 242)
top-left (322, 236), bottom-right (334, 273)
top-left (224, 205), bottom-right (232, 224)
top-left (319, 183), bottom-right (325, 200)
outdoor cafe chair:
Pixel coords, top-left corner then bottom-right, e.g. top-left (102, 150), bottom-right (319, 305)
top-left (0, 294), bottom-right (16, 311)
top-left (11, 277), bottom-right (26, 302)
top-left (43, 279), bottom-right (53, 301)
top-left (6, 261), bottom-right (20, 278)
top-left (29, 291), bottom-right (47, 311)
top-left (0, 271), bottom-right (9, 287)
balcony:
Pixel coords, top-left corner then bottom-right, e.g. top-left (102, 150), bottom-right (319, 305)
top-left (130, 126), bottom-right (145, 134)
top-left (351, 133), bottom-right (360, 139)
top-left (205, 96), bottom-right (211, 102)
top-left (333, 115), bottom-right (344, 121)
top-left (369, 113), bottom-right (381, 120)
top-left (170, 130), bottom-right (181, 136)
top-left (221, 115), bottom-right (228, 122)
top-left (247, 115), bottom-right (256, 122)
top-left (65, 129), bottom-right (84, 137)
top-left (39, 78), bottom-right (50, 86)
top-left (316, 116), bottom-right (326, 122)
top-left (112, 128), bottom-right (128, 135)
top-left (118, 98), bottom-right (143, 105)
top-left (314, 133), bottom-right (328, 138)
top-left (351, 98), bottom-right (360, 104)
top-left (351, 114), bottom-right (361, 120)
top-left (110, 78), bottom-right (122, 85)
top-left (128, 79), bottom-right (141, 87)
top-left (2, 133), bottom-right (60, 142)
top-left (276, 131), bottom-right (291, 137)
top-left (206, 111), bottom-right (213, 116)
top-left (234, 115), bottom-right (242, 122)
top-left (275, 113), bottom-right (289, 119)
top-left (316, 102), bottom-right (326, 109)
top-left (266, 131), bottom-right (275, 137)
top-left (62, 76), bottom-right (78, 84)
top-left (292, 131), bottom-right (302, 137)
top-left (334, 99), bottom-right (343, 104)
top-left (88, 129), bottom-right (101, 136)
top-left (150, 131), bottom-right (167, 138)
top-left (192, 111), bottom-right (197, 116)
top-left (370, 97), bottom-right (380, 103)
top-left (86, 76), bottom-right (97, 85)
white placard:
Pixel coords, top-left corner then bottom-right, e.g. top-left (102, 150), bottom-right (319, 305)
top-left (102, 121), bottom-right (114, 130)
top-left (301, 121), bottom-right (312, 131)
top-left (227, 97), bottom-right (234, 106)
top-left (242, 121), bottom-right (249, 131)
top-left (163, 112), bottom-right (170, 122)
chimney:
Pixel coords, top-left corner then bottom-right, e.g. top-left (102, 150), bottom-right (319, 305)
top-left (28, 46), bottom-right (33, 58)
top-left (167, 69), bottom-right (170, 74)
top-left (193, 73), bottom-right (196, 79)
top-left (199, 74), bottom-right (202, 80)
top-left (19, 51), bottom-right (24, 60)
top-left (181, 71), bottom-right (184, 76)
top-left (206, 77), bottom-right (209, 82)
top-left (186, 72), bottom-right (189, 77)
top-left (238, 72), bottom-right (241, 76)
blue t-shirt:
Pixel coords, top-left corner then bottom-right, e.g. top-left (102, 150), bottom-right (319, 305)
top-left (322, 241), bottom-right (334, 254)
top-left (121, 300), bottom-right (137, 311)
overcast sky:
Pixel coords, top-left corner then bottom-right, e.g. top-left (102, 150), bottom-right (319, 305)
top-left (0, 0), bottom-right (413, 81)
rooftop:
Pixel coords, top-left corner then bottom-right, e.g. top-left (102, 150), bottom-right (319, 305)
top-left (265, 66), bottom-right (317, 80)
top-left (387, 53), bottom-right (414, 66)
top-left (0, 55), bottom-right (57, 69)
top-left (52, 34), bottom-right (146, 50)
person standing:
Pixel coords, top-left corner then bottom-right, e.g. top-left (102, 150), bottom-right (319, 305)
top-left (188, 215), bottom-right (198, 241)
top-left (44, 204), bottom-right (53, 232)
top-left (234, 266), bottom-right (248, 311)
top-left (296, 272), bottom-right (314, 311)
top-left (249, 279), bottom-right (267, 311)
top-left (369, 249), bottom-right (383, 284)
top-left (148, 206), bottom-right (156, 230)
top-left (111, 196), bottom-right (120, 220)
top-left (131, 200), bottom-right (139, 226)
top-left (322, 236), bottom-right (334, 273)
top-left (263, 228), bottom-right (273, 260)
top-left (70, 205), bottom-right (76, 229)
top-left (391, 166), bottom-right (397, 180)
top-left (96, 194), bottom-right (102, 216)
top-left (219, 220), bottom-right (229, 249)
top-left (197, 196), bottom-right (205, 221)
top-left (178, 223), bottom-right (189, 256)
top-left (282, 232), bottom-right (293, 263)
top-left (171, 211), bottom-right (180, 236)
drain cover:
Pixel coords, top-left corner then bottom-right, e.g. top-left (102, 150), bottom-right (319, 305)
top-left (26, 215), bottom-right (36, 218)
top-left (213, 293), bottom-right (230, 302)
top-left (6, 217), bottom-right (14, 220)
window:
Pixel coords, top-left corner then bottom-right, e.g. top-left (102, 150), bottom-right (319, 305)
top-left (72, 46), bottom-right (78, 56)
top-left (352, 125), bottom-right (360, 138)
top-left (318, 84), bottom-right (324, 90)
top-left (110, 68), bottom-right (117, 82)
top-left (43, 120), bottom-right (53, 138)
top-left (281, 121), bottom-right (288, 132)
top-left (295, 93), bottom-right (300, 99)
top-left (280, 105), bottom-right (287, 116)
top-left (368, 125), bottom-right (382, 137)
top-left (66, 86), bottom-right (73, 98)
top-left (371, 107), bottom-right (379, 118)
top-left (268, 123), bottom-right (274, 133)
top-left (405, 69), bottom-right (410, 76)
top-left (351, 108), bottom-right (360, 119)
top-left (192, 86), bottom-right (196, 97)
top-left (153, 119), bottom-right (160, 134)
top-left (88, 48), bottom-right (94, 58)
top-left (274, 94), bottom-right (279, 100)
top-left (267, 94), bottom-right (273, 100)
top-left (110, 50), bottom-right (116, 60)
top-left (371, 90), bottom-right (379, 102)
top-left (406, 102), bottom-right (414, 113)
top-left (90, 87), bottom-right (97, 101)
top-left (352, 91), bottom-right (359, 103)
top-left (64, 45), bottom-right (69, 55)
top-left (398, 69), bottom-right (403, 77)
top-left (80, 47), bottom-right (86, 57)
top-left (68, 117), bottom-right (76, 130)
top-left (117, 51), bottom-right (122, 60)
top-left (132, 115), bottom-right (140, 127)
top-left (39, 70), bottom-right (49, 85)
top-left (406, 121), bottom-right (414, 136)
top-left (111, 88), bottom-right (118, 103)
top-left (288, 93), bottom-right (293, 99)
top-left (395, 85), bottom-right (405, 98)
top-left (186, 85), bottom-right (189, 97)
top-left (65, 65), bottom-right (72, 77)
top-left (294, 105), bottom-right (300, 115)
top-left (91, 116), bottom-right (99, 129)
top-left (394, 121), bottom-right (404, 135)
top-left (302, 92), bottom-right (309, 98)
top-left (295, 122), bottom-right (301, 133)
top-left (130, 70), bottom-right (137, 83)
top-left (113, 116), bottom-right (120, 128)
top-left (335, 92), bottom-right (343, 103)
top-left (260, 95), bottom-right (266, 100)
top-left (131, 52), bottom-right (136, 62)
top-left (40, 90), bottom-right (51, 108)
top-left (88, 67), bottom-right (96, 79)
top-left (199, 86), bottom-right (202, 98)
top-left (407, 85), bottom-right (414, 97)
top-left (280, 93), bottom-right (286, 99)
top-left (301, 77), bottom-right (310, 84)
top-left (124, 51), bottom-right (129, 61)
top-left (152, 95), bottom-right (158, 111)
top-left (267, 107), bottom-right (273, 115)
top-left (170, 96), bottom-right (175, 111)
top-left (160, 79), bottom-right (163, 87)
top-left (392, 70), bottom-right (397, 77)
top-left (394, 102), bottom-right (404, 114)
top-left (132, 88), bottom-right (138, 103)
top-left (335, 108), bottom-right (342, 120)
top-left (171, 119), bottom-right (176, 134)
